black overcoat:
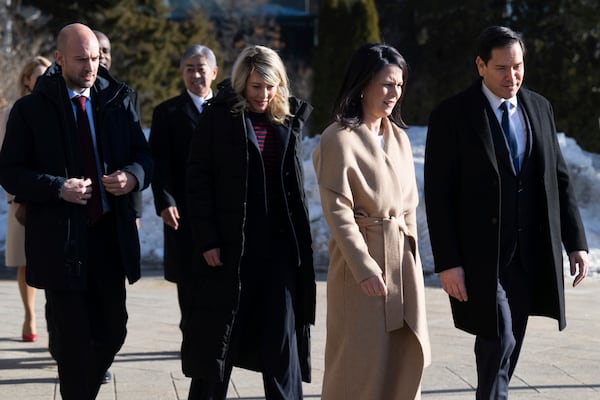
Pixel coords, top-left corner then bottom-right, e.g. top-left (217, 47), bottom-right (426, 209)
top-left (149, 90), bottom-right (202, 282)
top-left (0, 63), bottom-right (153, 290)
top-left (186, 81), bottom-right (316, 382)
top-left (424, 80), bottom-right (587, 337)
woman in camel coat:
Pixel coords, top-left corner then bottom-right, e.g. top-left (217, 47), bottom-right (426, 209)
top-left (313, 44), bottom-right (431, 400)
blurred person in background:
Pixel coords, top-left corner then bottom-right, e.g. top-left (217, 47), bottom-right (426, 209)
top-left (93, 30), bottom-right (143, 230)
top-left (0, 55), bottom-right (51, 343)
top-left (149, 45), bottom-right (218, 395)
top-left (150, 44), bottom-right (218, 287)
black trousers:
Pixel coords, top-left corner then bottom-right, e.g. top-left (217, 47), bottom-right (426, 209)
top-left (474, 258), bottom-right (531, 400)
top-left (45, 215), bottom-right (127, 400)
top-left (188, 237), bottom-right (302, 400)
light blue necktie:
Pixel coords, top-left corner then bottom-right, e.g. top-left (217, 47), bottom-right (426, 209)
top-left (500, 101), bottom-right (520, 173)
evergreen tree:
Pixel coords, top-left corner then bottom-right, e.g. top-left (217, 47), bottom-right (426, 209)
top-left (510, 0), bottom-right (600, 151)
top-left (208, 0), bottom-right (283, 75)
top-left (389, 0), bottom-right (505, 127)
top-left (22, 0), bottom-right (121, 34)
top-left (0, 2), bottom-right (53, 102)
top-left (351, 0), bottom-right (380, 45)
top-left (203, 0), bottom-right (312, 110)
top-left (12, 0), bottom-right (219, 128)
top-left (376, 0), bottom-right (599, 151)
top-left (97, 0), bottom-right (219, 127)
top-left (311, 0), bottom-right (381, 136)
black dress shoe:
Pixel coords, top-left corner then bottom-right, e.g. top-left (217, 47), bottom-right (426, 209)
top-left (102, 370), bottom-right (111, 384)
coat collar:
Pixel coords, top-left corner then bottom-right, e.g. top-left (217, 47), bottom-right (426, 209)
top-left (244, 112), bottom-right (291, 158)
top-left (515, 87), bottom-right (542, 147)
top-left (36, 63), bottom-right (127, 113)
top-left (463, 80), bottom-right (499, 173)
top-left (465, 80), bottom-right (541, 174)
top-left (179, 90), bottom-right (202, 124)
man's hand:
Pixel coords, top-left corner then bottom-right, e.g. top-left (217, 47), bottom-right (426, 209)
top-left (160, 206), bottom-right (180, 230)
top-left (440, 266), bottom-right (468, 302)
top-left (60, 178), bottom-right (93, 204)
top-left (203, 248), bottom-right (223, 267)
top-left (569, 250), bottom-right (589, 287)
top-left (102, 170), bottom-right (137, 196)
top-left (360, 274), bottom-right (387, 297)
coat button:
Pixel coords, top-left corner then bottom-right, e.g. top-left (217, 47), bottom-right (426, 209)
top-left (491, 217), bottom-right (498, 224)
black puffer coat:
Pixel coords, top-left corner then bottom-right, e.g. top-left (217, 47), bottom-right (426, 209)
top-left (186, 80), bottom-right (316, 382)
top-left (0, 63), bottom-right (152, 290)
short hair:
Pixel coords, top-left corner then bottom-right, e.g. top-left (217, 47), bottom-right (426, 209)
top-left (180, 45), bottom-right (217, 70)
top-left (19, 56), bottom-right (52, 96)
top-left (92, 30), bottom-right (110, 44)
top-left (476, 25), bottom-right (526, 64)
top-left (333, 43), bottom-right (409, 129)
top-left (230, 45), bottom-right (291, 125)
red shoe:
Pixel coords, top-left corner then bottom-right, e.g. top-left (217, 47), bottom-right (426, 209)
top-left (22, 333), bottom-right (37, 342)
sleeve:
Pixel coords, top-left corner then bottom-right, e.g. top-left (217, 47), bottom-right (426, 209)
top-left (313, 130), bottom-right (381, 283)
top-left (187, 108), bottom-right (220, 252)
top-left (119, 100), bottom-right (153, 192)
top-left (0, 99), bottom-right (66, 204)
top-left (149, 103), bottom-right (176, 215)
top-left (423, 105), bottom-right (463, 272)
top-left (0, 104), bottom-right (14, 203)
top-left (547, 102), bottom-right (588, 252)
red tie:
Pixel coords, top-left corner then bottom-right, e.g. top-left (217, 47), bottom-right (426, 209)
top-left (72, 96), bottom-right (103, 223)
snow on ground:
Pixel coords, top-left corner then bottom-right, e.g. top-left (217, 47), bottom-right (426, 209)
top-left (1, 127), bottom-right (598, 278)
top-left (305, 126), bottom-right (600, 277)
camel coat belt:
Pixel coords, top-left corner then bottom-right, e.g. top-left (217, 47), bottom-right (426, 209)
top-left (355, 214), bottom-right (414, 332)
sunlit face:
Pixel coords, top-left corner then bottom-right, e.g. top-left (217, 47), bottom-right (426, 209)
top-left (24, 64), bottom-right (47, 93)
top-left (476, 42), bottom-right (524, 99)
top-left (97, 34), bottom-right (112, 70)
top-left (182, 55), bottom-right (218, 98)
top-left (244, 70), bottom-right (278, 113)
top-left (361, 64), bottom-right (404, 124)
top-left (56, 32), bottom-right (100, 93)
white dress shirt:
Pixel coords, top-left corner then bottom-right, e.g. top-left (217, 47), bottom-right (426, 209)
top-left (187, 89), bottom-right (213, 114)
top-left (481, 83), bottom-right (527, 169)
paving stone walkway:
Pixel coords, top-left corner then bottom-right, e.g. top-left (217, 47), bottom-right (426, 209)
top-left (1, 267), bottom-right (599, 399)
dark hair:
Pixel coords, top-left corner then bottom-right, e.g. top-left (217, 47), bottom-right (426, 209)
top-left (333, 43), bottom-right (409, 129)
top-left (476, 25), bottom-right (526, 64)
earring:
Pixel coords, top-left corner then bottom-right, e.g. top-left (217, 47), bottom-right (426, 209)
top-left (360, 93), bottom-right (364, 99)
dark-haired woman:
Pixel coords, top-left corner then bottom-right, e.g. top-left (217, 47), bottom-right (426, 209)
top-left (313, 43), bottom-right (431, 399)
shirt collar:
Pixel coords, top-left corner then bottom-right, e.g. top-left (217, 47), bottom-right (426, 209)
top-left (187, 90), bottom-right (211, 113)
top-left (187, 89), bottom-right (213, 105)
top-left (68, 87), bottom-right (92, 101)
top-left (481, 81), bottom-right (517, 110)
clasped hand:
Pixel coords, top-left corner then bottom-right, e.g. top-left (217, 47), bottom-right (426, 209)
top-left (60, 177), bottom-right (93, 204)
top-left (101, 170), bottom-right (136, 196)
top-left (60, 170), bottom-right (136, 204)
